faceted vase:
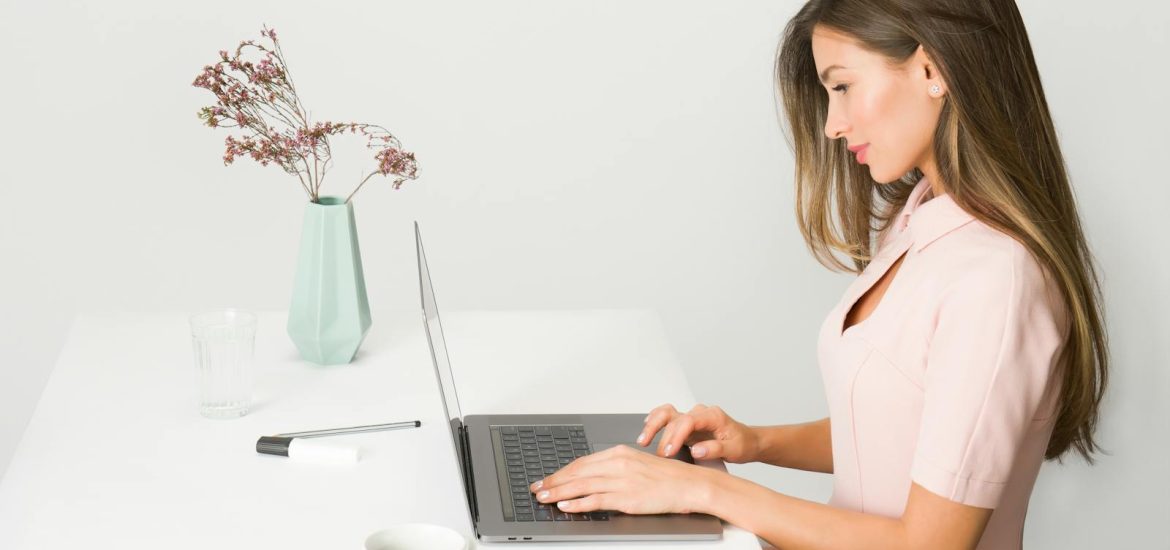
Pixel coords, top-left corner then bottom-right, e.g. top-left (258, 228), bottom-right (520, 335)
top-left (287, 196), bottom-right (372, 365)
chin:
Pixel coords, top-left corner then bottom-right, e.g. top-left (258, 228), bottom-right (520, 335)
top-left (866, 162), bottom-right (913, 185)
top-left (866, 167), bottom-right (896, 184)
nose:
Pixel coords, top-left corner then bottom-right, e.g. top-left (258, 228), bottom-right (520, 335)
top-left (823, 102), bottom-right (850, 141)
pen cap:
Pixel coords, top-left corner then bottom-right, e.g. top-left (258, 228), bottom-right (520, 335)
top-left (257, 436), bottom-right (293, 456)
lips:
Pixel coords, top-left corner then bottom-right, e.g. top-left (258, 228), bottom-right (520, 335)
top-left (848, 143), bottom-right (870, 163)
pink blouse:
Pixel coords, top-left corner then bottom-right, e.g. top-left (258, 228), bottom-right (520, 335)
top-left (816, 175), bottom-right (1070, 549)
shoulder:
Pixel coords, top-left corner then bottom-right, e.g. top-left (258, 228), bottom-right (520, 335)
top-left (925, 219), bottom-right (1068, 336)
top-left (928, 219), bottom-right (1046, 287)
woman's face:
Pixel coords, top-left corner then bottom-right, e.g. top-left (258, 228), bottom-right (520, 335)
top-left (811, 25), bottom-right (946, 184)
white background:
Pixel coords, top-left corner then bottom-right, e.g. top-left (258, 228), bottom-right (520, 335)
top-left (1, 0), bottom-right (1166, 547)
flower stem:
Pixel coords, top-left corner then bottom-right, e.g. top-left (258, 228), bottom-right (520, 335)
top-left (295, 172), bottom-right (312, 200)
top-left (345, 171), bottom-right (378, 204)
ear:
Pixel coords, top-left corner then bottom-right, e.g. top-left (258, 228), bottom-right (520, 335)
top-left (915, 44), bottom-right (947, 96)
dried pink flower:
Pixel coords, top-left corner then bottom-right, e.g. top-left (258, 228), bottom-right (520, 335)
top-left (192, 24), bottom-right (418, 203)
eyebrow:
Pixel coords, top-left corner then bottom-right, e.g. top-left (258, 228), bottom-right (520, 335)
top-left (818, 64), bottom-right (846, 84)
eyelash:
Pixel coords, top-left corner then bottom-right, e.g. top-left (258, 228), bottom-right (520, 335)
top-left (832, 84), bottom-right (849, 94)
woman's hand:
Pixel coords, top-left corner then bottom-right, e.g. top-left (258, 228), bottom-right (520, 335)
top-left (638, 403), bottom-right (760, 463)
top-left (529, 444), bottom-right (717, 515)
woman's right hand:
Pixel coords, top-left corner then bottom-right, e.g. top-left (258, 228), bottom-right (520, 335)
top-left (636, 403), bottom-right (760, 463)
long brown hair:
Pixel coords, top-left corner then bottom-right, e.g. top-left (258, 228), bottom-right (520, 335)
top-left (775, 0), bottom-right (1108, 463)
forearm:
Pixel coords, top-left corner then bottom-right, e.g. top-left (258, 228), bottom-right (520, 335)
top-left (751, 417), bottom-right (833, 473)
top-left (701, 470), bottom-right (908, 550)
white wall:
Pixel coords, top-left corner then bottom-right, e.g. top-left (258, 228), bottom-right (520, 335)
top-left (1, 0), bottom-right (1166, 547)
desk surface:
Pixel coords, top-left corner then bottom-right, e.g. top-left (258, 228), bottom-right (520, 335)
top-left (0, 309), bottom-right (760, 549)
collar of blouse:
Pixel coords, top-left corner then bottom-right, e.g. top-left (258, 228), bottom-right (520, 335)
top-left (893, 176), bottom-right (978, 254)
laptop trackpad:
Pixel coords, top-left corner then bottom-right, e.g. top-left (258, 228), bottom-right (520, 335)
top-left (591, 442), bottom-right (695, 464)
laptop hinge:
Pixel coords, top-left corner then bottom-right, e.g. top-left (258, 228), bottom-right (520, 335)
top-left (459, 425), bottom-right (479, 522)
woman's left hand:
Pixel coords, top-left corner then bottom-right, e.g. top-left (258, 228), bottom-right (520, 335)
top-left (529, 444), bottom-right (717, 515)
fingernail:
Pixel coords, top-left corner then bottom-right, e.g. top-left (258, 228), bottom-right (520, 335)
top-left (538, 491), bottom-right (550, 501)
top-left (664, 443), bottom-right (674, 455)
top-left (636, 433), bottom-right (646, 444)
top-left (693, 446), bottom-right (707, 458)
top-left (532, 480), bottom-right (543, 490)
top-left (557, 500), bottom-right (570, 510)
top-left (644, 415), bottom-right (650, 423)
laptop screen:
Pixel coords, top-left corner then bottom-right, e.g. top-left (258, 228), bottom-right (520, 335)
top-left (415, 222), bottom-right (474, 511)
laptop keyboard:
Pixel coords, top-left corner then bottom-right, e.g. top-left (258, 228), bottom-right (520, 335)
top-left (495, 424), bottom-right (610, 522)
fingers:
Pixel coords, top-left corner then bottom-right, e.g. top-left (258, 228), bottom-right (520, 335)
top-left (553, 493), bottom-right (612, 513)
top-left (636, 403), bottom-right (679, 447)
top-left (530, 444), bottom-right (627, 493)
top-left (534, 477), bottom-right (625, 507)
top-left (530, 446), bottom-right (642, 514)
top-left (657, 412), bottom-right (696, 456)
top-left (689, 439), bottom-right (723, 459)
top-left (658, 404), bottom-right (726, 457)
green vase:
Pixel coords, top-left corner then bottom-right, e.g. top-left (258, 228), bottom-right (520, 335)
top-left (287, 196), bottom-right (372, 365)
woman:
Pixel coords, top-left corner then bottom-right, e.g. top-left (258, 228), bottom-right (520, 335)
top-left (530, 0), bottom-right (1109, 548)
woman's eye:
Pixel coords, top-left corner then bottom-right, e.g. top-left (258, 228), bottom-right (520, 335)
top-left (832, 84), bottom-right (849, 94)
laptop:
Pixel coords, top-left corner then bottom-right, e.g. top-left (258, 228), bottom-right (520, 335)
top-left (414, 221), bottom-right (724, 542)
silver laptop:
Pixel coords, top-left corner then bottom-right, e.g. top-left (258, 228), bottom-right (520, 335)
top-left (414, 221), bottom-right (723, 542)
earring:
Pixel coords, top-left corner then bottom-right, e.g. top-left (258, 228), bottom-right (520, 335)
top-left (930, 84), bottom-right (941, 95)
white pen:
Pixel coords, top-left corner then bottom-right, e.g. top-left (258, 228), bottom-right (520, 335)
top-left (256, 420), bottom-right (422, 464)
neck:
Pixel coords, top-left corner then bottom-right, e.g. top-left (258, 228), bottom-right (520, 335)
top-left (918, 164), bottom-right (948, 201)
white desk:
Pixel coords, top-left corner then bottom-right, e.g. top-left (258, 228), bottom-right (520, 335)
top-left (0, 309), bottom-right (760, 549)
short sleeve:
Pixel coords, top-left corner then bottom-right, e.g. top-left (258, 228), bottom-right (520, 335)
top-left (909, 245), bottom-right (1068, 509)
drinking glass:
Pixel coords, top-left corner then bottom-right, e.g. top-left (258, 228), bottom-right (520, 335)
top-left (189, 309), bottom-right (257, 419)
